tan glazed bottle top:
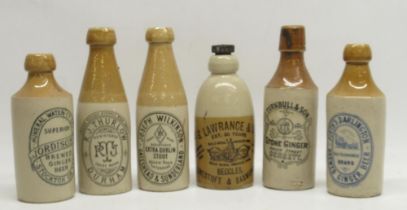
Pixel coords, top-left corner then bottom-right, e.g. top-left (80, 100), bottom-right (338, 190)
top-left (146, 27), bottom-right (174, 43)
top-left (329, 43), bottom-right (384, 97)
top-left (14, 53), bottom-right (70, 98)
top-left (137, 27), bottom-right (187, 106)
top-left (267, 25), bottom-right (317, 89)
top-left (25, 53), bottom-right (56, 72)
top-left (79, 27), bottom-right (127, 103)
top-left (87, 27), bottom-right (116, 45)
top-left (279, 25), bottom-right (305, 52)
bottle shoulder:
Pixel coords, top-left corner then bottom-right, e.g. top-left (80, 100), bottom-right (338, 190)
top-left (196, 74), bottom-right (253, 117)
top-left (266, 65), bottom-right (318, 89)
top-left (13, 77), bottom-right (71, 98)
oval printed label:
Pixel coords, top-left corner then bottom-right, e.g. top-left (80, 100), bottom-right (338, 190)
top-left (80, 111), bottom-right (129, 186)
top-left (138, 112), bottom-right (185, 185)
top-left (29, 107), bottom-right (74, 186)
top-left (327, 113), bottom-right (373, 186)
top-left (264, 101), bottom-right (312, 167)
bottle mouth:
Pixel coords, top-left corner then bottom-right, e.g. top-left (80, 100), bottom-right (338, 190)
top-left (343, 43), bottom-right (372, 62)
top-left (279, 25), bottom-right (306, 51)
top-left (24, 53), bottom-right (56, 72)
top-left (145, 27), bottom-right (174, 43)
top-left (87, 27), bottom-right (116, 45)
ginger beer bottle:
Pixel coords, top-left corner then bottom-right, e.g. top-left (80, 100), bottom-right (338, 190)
top-left (77, 27), bottom-right (132, 195)
top-left (136, 27), bottom-right (189, 191)
top-left (263, 25), bottom-right (318, 190)
top-left (11, 54), bottom-right (75, 202)
top-left (195, 45), bottom-right (254, 189)
top-left (327, 44), bottom-right (385, 197)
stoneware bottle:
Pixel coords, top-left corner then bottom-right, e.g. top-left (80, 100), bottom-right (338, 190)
top-left (195, 45), bottom-right (255, 189)
top-left (326, 44), bottom-right (386, 198)
top-left (263, 25), bottom-right (318, 190)
top-left (11, 54), bottom-right (75, 203)
top-left (136, 27), bottom-right (189, 191)
top-left (77, 27), bottom-right (132, 195)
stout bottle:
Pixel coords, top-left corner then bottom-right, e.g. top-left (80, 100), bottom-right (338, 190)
top-left (136, 27), bottom-right (189, 191)
top-left (195, 45), bottom-right (254, 189)
top-left (77, 27), bottom-right (132, 195)
top-left (11, 54), bottom-right (75, 202)
top-left (263, 25), bottom-right (318, 190)
top-left (327, 44), bottom-right (385, 197)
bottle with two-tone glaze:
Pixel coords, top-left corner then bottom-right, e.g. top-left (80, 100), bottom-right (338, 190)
top-left (263, 25), bottom-right (318, 190)
top-left (77, 28), bottom-right (132, 195)
top-left (136, 27), bottom-right (189, 191)
top-left (11, 54), bottom-right (75, 202)
top-left (327, 44), bottom-right (386, 198)
top-left (195, 45), bottom-right (254, 189)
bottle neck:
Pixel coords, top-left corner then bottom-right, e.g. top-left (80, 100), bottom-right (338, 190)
top-left (331, 62), bottom-right (383, 96)
top-left (79, 45), bottom-right (127, 102)
top-left (267, 51), bottom-right (316, 89)
top-left (209, 55), bottom-right (238, 75)
top-left (137, 42), bottom-right (186, 106)
top-left (13, 71), bottom-right (69, 97)
top-left (26, 71), bottom-right (59, 88)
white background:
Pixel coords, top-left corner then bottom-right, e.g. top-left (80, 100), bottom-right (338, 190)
top-left (0, 0), bottom-right (406, 209)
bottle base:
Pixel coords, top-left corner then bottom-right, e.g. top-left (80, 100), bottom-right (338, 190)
top-left (263, 184), bottom-right (314, 191)
top-left (138, 185), bottom-right (189, 192)
top-left (79, 187), bottom-right (132, 196)
top-left (197, 183), bottom-right (253, 190)
top-left (18, 194), bottom-right (74, 204)
top-left (327, 190), bottom-right (382, 198)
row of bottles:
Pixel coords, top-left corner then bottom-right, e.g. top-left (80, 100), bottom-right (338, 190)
top-left (11, 26), bottom-right (385, 203)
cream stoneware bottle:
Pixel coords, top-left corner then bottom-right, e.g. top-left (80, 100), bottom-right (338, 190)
top-left (77, 27), bottom-right (132, 195)
top-left (263, 25), bottom-right (318, 190)
top-left (327, 44), bottom-right (386, 198)
top-left (136, 27), bottom-right (189, 191)
top-left (11, 54), bottom-right (75, 203)
top-left (195, 45), bottom-right (254, 190)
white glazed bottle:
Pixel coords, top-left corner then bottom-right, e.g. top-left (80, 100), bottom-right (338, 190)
top-left (263, 25), bottom-right (318, 190)
top-left (136, 27), bottom-right (189, 191)
top-left (77, 27), bottom-right (132, 195)
top-left (11, 54), bottom-right (75, 203)
top-left (327, 44), bottom-right (386, 198)
top-left (195, 45), bottom-right (254, 189)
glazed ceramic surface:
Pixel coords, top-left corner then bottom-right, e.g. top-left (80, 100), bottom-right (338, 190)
top-left (136, 27), bottom-right (189, 191)
top-left (195, 45), bottom-right (254, 189)
top-left (326, 44), bottom-right (386, 198)
top-left (11, 54), bottom-right (75, 203)
top-left (77, 28), bottom-right (132, 195)
top-left (263, 26), bottom-right (318, 190)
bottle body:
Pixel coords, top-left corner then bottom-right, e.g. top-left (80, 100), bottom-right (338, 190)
top-left (12, 54), bottom-right (75, 203)
top-left (137, 105), bottom-right (189, 191)
top-left (136, 27), bottom-right (189, 191)
top-left (326, 43), bottom-right (386, 198)
top-left (326, 95), bottom-right (385, 197)
top-left (77, 102), bottom-right (132, 194)
top-left (77, 28), bottom-right (132, 195)
top-left (263, 87), bottom-right (317, 190)
top-left (196, 74), bottom-right (254, 189)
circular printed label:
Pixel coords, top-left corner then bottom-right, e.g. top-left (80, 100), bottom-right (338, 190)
top-left (138, 112), bottom-right (185, 185)
top-left (80, 111), bottom-right (129, 186)
top-left (327, 113), bottom-right (373, 186)
top-left (29, 107), bottom-right (74, 186)
top-left (264, 101), bottom-right (312, 167)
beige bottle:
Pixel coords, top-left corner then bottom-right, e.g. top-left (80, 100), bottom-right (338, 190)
top-left (11, 54), bottom-right (75, 203)
top-left (195, 45), bottom-right (254, 189)
top-left (136, 27), bottom-right (189, 191)
top-left (326, 44), bottom-right (385, 198)
top-left (77, 28), bottom-right (132, 195)
top-left (263, 25), bottom-right (318, 190)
